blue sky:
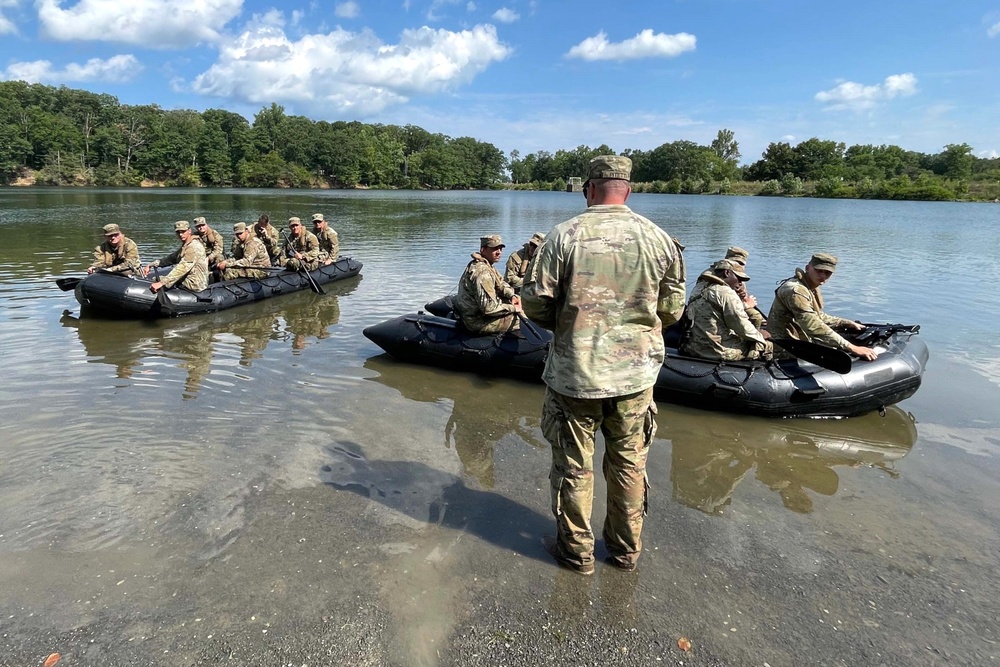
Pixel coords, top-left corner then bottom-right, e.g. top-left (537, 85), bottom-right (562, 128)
top-left (1, 0), bottom-right (998, 164)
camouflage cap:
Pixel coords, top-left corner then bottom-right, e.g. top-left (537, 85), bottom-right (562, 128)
top-left (587, 155), bottom-right (632, 181)
top-left (725, 246), bottom-right (749, 266)
top-left (102, 223), bottom-right (121, 236)
top-left (529, 232), bottom-right (546, 246)
top-left (174, 220), bottom-right (190, 232)
top-left (809, 252), bottom-right (838, 272)
top-left (712, 259), bottom-right (750, 281)
top-left (288, 217), bottom-right (302, 226)
top-left (311, 213), bottom-right (325, 222)
top-left (193, 216), bottom-right (207, 226)
top-left (480, 234), bottom-right (505, 249)
top-left (233, 222), bottom-right (248, 233)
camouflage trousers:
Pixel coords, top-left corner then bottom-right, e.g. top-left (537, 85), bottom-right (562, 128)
top-left (285, 257), bottom-right (320, 272)
top-left (474, 313), bottom-right (520, 335)
top-left (541, 386), bottom-right (656, 570)
top-left (222, 267), bottom-right (268, 281)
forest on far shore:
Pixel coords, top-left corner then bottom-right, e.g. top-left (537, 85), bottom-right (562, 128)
top-left (2, 80), bottom-right (998, 202)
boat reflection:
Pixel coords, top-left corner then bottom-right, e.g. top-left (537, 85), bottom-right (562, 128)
top-left (60, 278), bottom-right (358, 398)
top-left (664, 406), bottom-right (918, 515)
top-left (363, 356), bottom-right (545, 489)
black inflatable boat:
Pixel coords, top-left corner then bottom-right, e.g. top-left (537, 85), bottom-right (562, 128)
top-left (74, 258), bottom-right (362, 318)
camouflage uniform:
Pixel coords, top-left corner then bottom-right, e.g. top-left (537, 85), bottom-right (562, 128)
top-left (152, 238), bottom-right (209, 292)
top-left (454, 253), bottom-right (520, 334)
top-left (767, 267), bottom-right (856, 357)
top-left (223, 234), bottom-right (270, 280)
top-left (255, 223), bottom-right (283, 265)
top-left (504, 233), bottom-right (544, 292)
top-left (90, 236), bottom-right (141, 274)
top-left (195, 224), bottom-right (225, 267)
top-left (284, 230), bottom-right (320, 271)
top-left (522, 155), bottom-right (686, 571)
top-left (315, 226), bottom-right (339, 262)
top-left (680, 270), bottom-right (771, 361)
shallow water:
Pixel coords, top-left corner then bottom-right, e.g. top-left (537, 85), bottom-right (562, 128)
top-left (1, 189), bottom-right (998, 665)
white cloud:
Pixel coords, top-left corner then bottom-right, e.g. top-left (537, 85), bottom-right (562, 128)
top-left (36, 0), bottom-right (243, 49)
top-left (335, 1), bottom-right (359, 18)
top-left (492, 7), bottom-right (518, 23)
top-left (466, 2), bottom-right (476, 11)
top-left (2, 54), bottom-right (141, 83)
top-left (190, 23), bottom-right (511, 116)
top-left (566, 29), bottom-right (696, 62)
top-left (0, 0), bottom-right (17, 35)
top-left (815, 73), bottom-right (918, 111)
top-left (988, 21), bottom-right (1000, 38)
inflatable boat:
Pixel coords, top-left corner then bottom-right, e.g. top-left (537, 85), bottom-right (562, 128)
top-left (72, 258), bottom-right (362, 318)
top-left (362, 298), bottom-right (927, 418)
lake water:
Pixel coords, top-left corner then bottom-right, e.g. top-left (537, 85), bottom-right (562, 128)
top-left (1, 188), bottom-right (997, 665)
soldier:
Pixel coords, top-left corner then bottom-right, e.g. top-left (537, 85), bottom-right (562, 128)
top-left (311, 213), bottom-right (339, 265)
top-left (454, 234), bottom-right (522, 334)
top-left (88, 223), bottom-right (141, 274)
top-left (283, 217), bottom-right (320, 271)
top-left (193, 217), bottom-right (225, 270)
top-left (522, 155), bottom-right (686, 575)
top-left (679, 259), bottom-right (772, 361)
top-left (767, 252), bottom-right (877, 360)
top-left (504, 232), bottom-right (545, 292)
top-left (254, 213), bottom-right (283, 265)
top-left (722, 246), bottom-right (767, 329)
top-left (217, 222), bottom-right (270, 280)
top-left (143, 221), bottom-right (209, 293)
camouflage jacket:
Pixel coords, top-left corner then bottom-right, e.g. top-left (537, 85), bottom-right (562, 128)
top-left (197, 227), bottom-right (225, 265)
top-left (454, 253), bottom-right (518, 332)
top-left (254, 224), bottom-right (283, 264)
top-left (284, 230), bottom-right (320, 261)
top-left (155, 238), bottom-right (209, 291)
top-left (503, 244), bottom-right (533, 290)
top-left (90, 236), bottom-right (140, 273)
top-left (521, 204), bottom-right (686, 398)
top-left (680, 273), bottom-right (770, 361)
top-left (691, 265), bottom-right (766, 329)
top-left (229, 235), bottom-right (270, 268)
top-left (315, 227), bottom-right (339, 261)
top-left (766, 268), bottom-right (854, 353)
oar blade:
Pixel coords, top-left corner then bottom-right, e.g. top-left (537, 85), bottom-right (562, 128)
top-left (55, 277), bottom-right (83, 291)
top-left (772, 338), bottom-right (853, 374)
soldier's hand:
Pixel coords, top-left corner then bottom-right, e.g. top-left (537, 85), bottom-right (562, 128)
top-left (849, 343), bottom-right (878, 361)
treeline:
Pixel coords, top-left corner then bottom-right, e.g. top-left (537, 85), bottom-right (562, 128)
top-left (2, 80), bottom-right (998, 201)
top-left (0, 80), bottom-right (506, 189)
top-left (509, 131), bottom-right (1000, 201)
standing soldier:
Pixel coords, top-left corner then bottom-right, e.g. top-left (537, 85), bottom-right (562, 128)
top-left (143, 221), bottom-right (209, 293)
top-left (193, 217), bottom-right (225, 271)
top-left (522, 154), bottom-right (686, 575)
top-left (311, 213), bottom-right (339, 265)
top-left (88, 223), bottom-right (141, 274)
top-left (217, 222), bottom-right (270, 280)
top-left (283, 217), bottom-right (320, 271)
top-left (504, 232), bottom-right (545, 292)
top-left (254, 213), bottom-right (283, 265)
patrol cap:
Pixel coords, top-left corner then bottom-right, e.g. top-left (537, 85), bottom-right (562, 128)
top-left (288, 217), bottom-right (302, 226)
top-left (725, 246), bottom-right (749, 266)
top-left (193, 216), bottom-right (207, 226)
top-left (174, 220), bottom-right (190, 232)
top-left (529, 232), bottom-right (546, 246)
top-left (480, 234), bottom-right (505, 249)
top-left (103, 223), bottom-right (121, 236)
top-left (712, 259), bottom-right (750, 281)
top-left (233, 222), bottom-right (247, 233)
top-left (587, 155), bottom-right (632, 181)
top-left (311, 213), bottom-right (325, 222)
top-left (809, 252), bottom-right (838, 272)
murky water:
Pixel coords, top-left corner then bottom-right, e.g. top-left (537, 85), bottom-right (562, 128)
top-left (1, 188), bottom-right (998, 665)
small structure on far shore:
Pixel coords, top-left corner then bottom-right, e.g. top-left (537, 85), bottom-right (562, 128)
top-left (566, 177), bottom-right (583, 193)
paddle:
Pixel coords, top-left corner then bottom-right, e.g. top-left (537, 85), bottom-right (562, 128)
top-left (517, 312), bottom-right (548, 346)
top-left (281, 230), bottom-right (325, 295)
top-left (771, 338), bottom-right (853, 375)
top-left (56, 277), bottom-right (83, 291)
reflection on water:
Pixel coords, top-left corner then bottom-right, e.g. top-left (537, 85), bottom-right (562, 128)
top-left (363, 356), bottom-right (544, 489)
top-left (60, 277), bottom-right (357, 399)
top-left (665, 407), bottom-right (917, 515)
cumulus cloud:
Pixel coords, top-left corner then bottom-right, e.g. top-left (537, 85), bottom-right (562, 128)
top-left (492, 7), bottom-right (518, 23)
top-left (190, 23), bottom-right (511, 116)
top-left (988, 21), bottom-right (1000, 38)
top-left (0, 0), bottom-right (18, 35)
top-left (2, 54), bottom-right (141, 83)
top-left (335, 1), bottom-right (359, 18)
top-left (566, 29), bottom-right (696, 62)
top-left (36, 0), bottom-right (243, 49)
top-left (815, 73), bottom-right (918, 111)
